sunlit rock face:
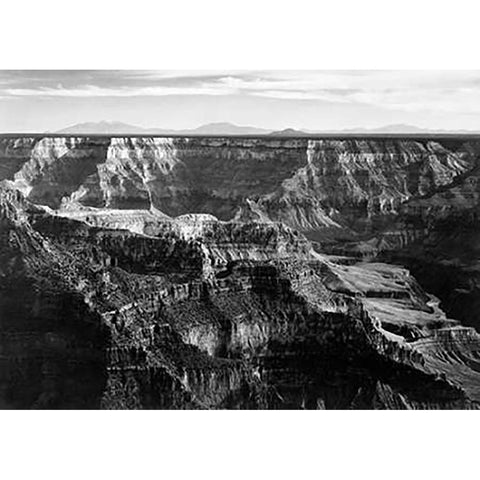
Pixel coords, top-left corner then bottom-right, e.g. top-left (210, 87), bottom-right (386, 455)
top-left (315, 141), bottom-right (480, 333)
top-left (2, 136), bottom-right (479, 232)
top-left (0, 137), bottom-right (38, 181)
top-left (6, 137), bottom-right (110, 208)
top-left (1, 135), bottom-right (480, 409)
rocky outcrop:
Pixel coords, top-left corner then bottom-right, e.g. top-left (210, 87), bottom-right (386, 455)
top-left (2, 135), bottom-right (480, 409)
top-left (51, 207), bottom-right (313, 271)
top-left (4, 136), bottom-right (478, 231)
top-left (1, 182), bottom-right (480, 409)
top-left (321, 151), bottom-right (480, 332)
top-left (5, 137), bottom-right (110, 208)
top-left (0, 137), bottom-right (38, 181)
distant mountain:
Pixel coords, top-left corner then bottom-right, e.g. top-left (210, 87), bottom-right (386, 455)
top-left (341, 124), bottom-right (427, 134)
top-left (186, 122), bottom-right (270, 135)
top-left (56, 121), bottom-right (271, 136)
top-left (55, 121), bottom-right (480, 136)
top-left (329, 124), bottom-right (480, 135)
top-left (269, 128), bottom-right (310, 137)
top-left (268, 125), bottom-right (428, 136)
top-left (56, 121), bottom-right (151, 134)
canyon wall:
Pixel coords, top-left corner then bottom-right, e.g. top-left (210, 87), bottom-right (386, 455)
top-left (3, 136), bottom-right (479, 231)
top-left (1, 135), bottom-right (480, 409)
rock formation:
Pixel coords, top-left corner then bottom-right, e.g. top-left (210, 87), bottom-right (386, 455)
top-left (1, 134), bottom-right (480, 409)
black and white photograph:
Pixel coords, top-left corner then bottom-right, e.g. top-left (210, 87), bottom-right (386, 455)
top-left (2, 69), bottom-right (480, 410)
top-left (1, 1), bottom-right (479, 478)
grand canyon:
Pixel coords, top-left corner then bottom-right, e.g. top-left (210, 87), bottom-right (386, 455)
top-left (1, 134), bottom-right (480, 409)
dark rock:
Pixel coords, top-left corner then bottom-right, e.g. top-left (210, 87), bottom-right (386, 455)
top-left (1, 136), bottom-right (480, 409)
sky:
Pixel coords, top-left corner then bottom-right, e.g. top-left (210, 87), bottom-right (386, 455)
top-left (1, 70), bottom-right (480, 132)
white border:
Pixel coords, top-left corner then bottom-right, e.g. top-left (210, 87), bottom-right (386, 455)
top-left (0, 411), bottom-right (478, 479)
top-left (1, 0), bottom-right (480, 69)
top-left (1, 1), bottom-right (480, 479)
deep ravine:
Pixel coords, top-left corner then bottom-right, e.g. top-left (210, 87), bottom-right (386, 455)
top-left (1, 135), bottom-right (480, 409)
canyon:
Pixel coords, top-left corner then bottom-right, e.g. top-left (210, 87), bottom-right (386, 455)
top-left (1, 134), bottom-right (480, 408)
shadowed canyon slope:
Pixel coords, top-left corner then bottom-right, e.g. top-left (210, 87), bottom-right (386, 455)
top-left (1, 135), bottom-right (480, 409)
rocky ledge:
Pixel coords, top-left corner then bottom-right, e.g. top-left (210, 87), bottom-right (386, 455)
top-left (1, 135), bottom-right (480, 409)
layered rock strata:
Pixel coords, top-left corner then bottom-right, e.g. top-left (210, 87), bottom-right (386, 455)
top-left (1, 135), bottom-right (480, 409)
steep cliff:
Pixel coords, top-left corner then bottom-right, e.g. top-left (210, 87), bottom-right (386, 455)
top-left (0, 137), bottom-right (38, 181)
top-left (3, 136), bottom-right (478, 232)
top-left (1, 135), bottom-right (480, 409)
top-left (7, 137), bottom-right (110, 208)
top-left (1, 181), bottom-right (480, 409)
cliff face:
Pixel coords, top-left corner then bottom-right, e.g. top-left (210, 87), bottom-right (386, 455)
top-left (4, 136), bottom-right (478, 229)
top-left (1, 135), bottom-right (480, 409)
top-left (0, 138), bottom-right (38, 181)
top-left (7, 137), bottom-right (110, 209)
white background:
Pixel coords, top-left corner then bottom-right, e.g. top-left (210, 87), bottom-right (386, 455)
top-left (1, 1), bottom-right (479, 479)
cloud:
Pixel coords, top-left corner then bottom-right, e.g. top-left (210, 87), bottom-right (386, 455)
top-left (2, 70), bottom-right (480, 115)
top-left (3, 84), bottom-right (236, 97)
